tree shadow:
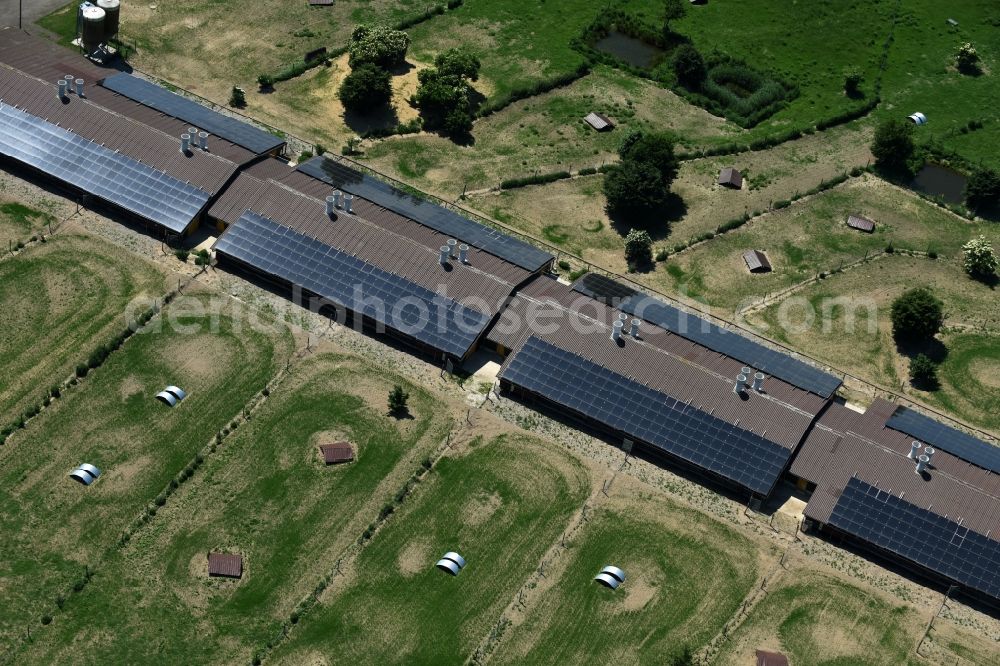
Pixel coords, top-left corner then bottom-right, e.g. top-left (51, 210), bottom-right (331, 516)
top-left (969, 272), bottom-right (999, 289)
top-left (343, 104), bottom-right (401, 135)
top-left (387, 61), bottom-right (416, 77)
top-left (896, 337), bottom-right (949, 364)
top-left (608, 192), bottom-right (687, 242)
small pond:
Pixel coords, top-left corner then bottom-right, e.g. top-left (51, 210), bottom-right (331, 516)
top-left (910, 164), bottom-right (967, 205)
top-left (593, 31), bottom-right (664, 69)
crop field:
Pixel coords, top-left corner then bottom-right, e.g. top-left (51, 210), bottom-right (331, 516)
top-left (0, 290), bottom-right (292, 651)
top-left (0, 230), bottom-right (168, 427)
top-left (14, 351), bottom-right (452, 663)
top-left (269, 432), bottom-right (591, 664)
top-left (491, 482), bottom-right (761, 665)
top-left (650, 176), bottom-right (1000, 312)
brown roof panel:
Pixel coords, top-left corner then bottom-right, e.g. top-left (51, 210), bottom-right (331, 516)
top-left (320, 442), bottom-right (354, 464)
top-left (207, 552), bottom-right (243, 578)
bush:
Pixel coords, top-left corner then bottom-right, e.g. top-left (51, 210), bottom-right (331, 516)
top-left (956, 42), bottom-right (980, 74)
top-left (557, 259), bottom-right (571, 271)
top-left (624, 228), bottom-right (653, 268)
top-left (961, 235), bottom-right (998, 278)
top-left (388, 385), bottom-right (409, 415)
top-left (909, 353), bottom-right (939, 389)
top-left (75, 364), bottom-right (89, 378)
top-left (41, 614), bottom-right (52, 625)
top-left (349, 25), bottom-right (410, 68)
top-left (890, 287), bottom-right (944, 342)
top-left (673, 44), bottom-right (706, 88)
top-left (655, 248), bottom-right (669, 262)
top-left (228, 86), bottom-right (246, 108)
top-left (174, 249), bottom-right (189, 263)
top-left (256, 73), bottom-right (274, 90)
top-left (844, 68), bottom-right (863, 95)
top-left (773, 199), bottom-right (791, 209)
top-left (339, 63), bottom-right (393, 113)
top-left (435, 47), bottom-right (480, 80)
top-left (577, 166), bottom-right (597, 176)
top-left (871, 117), bottom-right (915, 171)
top-left (414, 54), bottom-right (480, 139)
top-left (500, 171), bottom-right (571, 189)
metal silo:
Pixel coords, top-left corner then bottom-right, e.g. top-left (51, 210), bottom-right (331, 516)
top-left (80, 5), bottom-right (106, 52)
top-left (96, 0), bottom-right (120, 39)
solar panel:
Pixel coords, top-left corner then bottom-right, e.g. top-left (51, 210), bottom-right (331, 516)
top-left (885, 407), bottom-right (1000, 474)
top-left (101, 73), bottom-right (285, 155)
top-left (571, 273), bottom-right (639, 305)
top-left (214, 211), bottom-right (488, 357)
top-left (0, 102), bottom-right (208, 233)
top-left (829, 477), bottom-right (1000, 601)
top-left (500, 336), bottom-right (791, 495)
top-left (296, 157), bottom-right (553, 272)
top-left (618, 295), bottom-right (842, 398)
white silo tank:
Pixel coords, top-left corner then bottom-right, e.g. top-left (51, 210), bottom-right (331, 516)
top-left (80, 5), bottom-right (106, 52)
top-left (96, 0), bottom-right (120, 39)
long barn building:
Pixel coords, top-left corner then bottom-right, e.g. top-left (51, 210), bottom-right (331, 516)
top-left (1, 29), bottom-right (998, 609)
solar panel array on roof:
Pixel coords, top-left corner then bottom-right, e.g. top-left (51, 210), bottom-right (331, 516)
top-left (214, 211), bottom-right (488, 358)
top-left (571, 273), bottom-right (640, 305)
top-left (828, 477), bottom-right (1000, 600)
top-left (296, 157), bottom-right (553, 272)
top-left (500, 336), bottom-right (792, 495)
top-left (885, 406), bottom-right (1000, 474)
top-left (0, 102), bottom-right (209, 233)
top-left (101, 73), bottom-right (285, 155)
top-left (619, 295), bottom-right (842, 398)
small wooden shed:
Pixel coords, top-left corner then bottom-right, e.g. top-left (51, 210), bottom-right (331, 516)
top-left (743, 250), bottom-right (772, 273)
top-left (846, 214), bottom-right (875, 233)
top-left (583, 112), bottom-right (614, 132)
top-left (719, 167), bottom-right (743, 189)
top-left (208, 552), bottom-right (243, 579)
top-left (319, 441), bottom-right (355, 465)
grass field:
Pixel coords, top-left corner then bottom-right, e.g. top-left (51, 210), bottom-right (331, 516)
top-left (874, 0), bottom-right (1000, 169)
top-left (269, 432), bottom-right (590, 664)
top-left (746, 254), bottom-right (1000, 431)
top-left (0, 231), bottom-right (168, 427)
top-left (464, 123), bottom-right (873, 274)
top-left (14, 351), bottom-right (452, 663)
top-left (647, 176), bottom-right (1000, 312)
top-left (0, 292), bottom-right (292, 651)
top-left (491, 485), bottom-right (760, 665)
top-left (715, 569), bottom-right (922, 665)
top-left (360, 64), bottom-right (735, 197)
top-left (0, 201), bottom-right (55, 249)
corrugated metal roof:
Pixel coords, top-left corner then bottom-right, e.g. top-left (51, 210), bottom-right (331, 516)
top-left (719, 167), bottom-right (743, 188)
top-left (584, 112), bottom-right (613, 131)
top-left (797, 401), bottom-right (1000, 538)
top-left (207, 552), bottom-right (243, 578)
top-left (213, 166), bottom-right (532, 286)
top-left (211, 175), bottom-right (515, 310)
top-left (320, 442), bottom-right (354, 464)
top-left (488, 275), bottom-right (828, 416)
top-left (847, 214), bottom-right (875, 233)
top-left (0, 65), bottom-right (238, 196)
top-left (743, 250), bottom-right (772, 272)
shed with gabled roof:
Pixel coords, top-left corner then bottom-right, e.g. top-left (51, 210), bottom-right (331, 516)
top-left (719, 167), bottom-right (743, 189)
top-left (743, 250), bottom-right (772, 273)
top-left (320, 441), bottom-right (354, 465)
top-left (583, 112), bottom-right (614, 132)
